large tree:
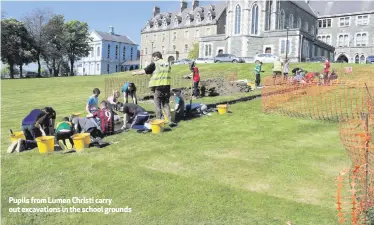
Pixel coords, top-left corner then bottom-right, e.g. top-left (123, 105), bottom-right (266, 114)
top-left (1, 18), bottom-right (34, 78)
top-left (63, 20), bottom-right (91, 76)
top-left (23, 8), bottom-right (52, 77)
top-left (188, 42), bottom-right (199, 60)
top-left (42, 14), bottom-right (65, 77)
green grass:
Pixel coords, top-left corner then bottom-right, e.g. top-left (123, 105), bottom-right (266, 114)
top-left (2, 63), bottom-right (370, 224)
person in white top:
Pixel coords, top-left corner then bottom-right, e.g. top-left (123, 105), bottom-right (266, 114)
top-left (283, 59), bottom-right (290, 81)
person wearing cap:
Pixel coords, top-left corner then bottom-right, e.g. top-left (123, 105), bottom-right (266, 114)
top-left (7, 107), bottom-right (56, 153)
top-left (132, 51), bottom-right (175, 126)
top-left (86, 88), bottom-right (101, 114)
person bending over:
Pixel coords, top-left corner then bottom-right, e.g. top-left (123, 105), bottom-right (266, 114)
top-left (55, 117), bottom-right (74, 150)
top-left (121, 103), bottom-right (149, 130)
top-left (122, 82), bottom-right (137, 104)
top-left (71, 117), bottom-right (104, 143)
top-left (87, 101), bottom-right (114, 136)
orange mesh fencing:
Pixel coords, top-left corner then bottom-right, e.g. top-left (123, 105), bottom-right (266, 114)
top-left (261, 77), bottom-right (374, 122)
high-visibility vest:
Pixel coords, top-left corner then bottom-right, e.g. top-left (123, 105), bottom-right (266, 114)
top-left (149, 60), bottom-right (171, 88)
top-left (273, 61), bottom-right (282, 72)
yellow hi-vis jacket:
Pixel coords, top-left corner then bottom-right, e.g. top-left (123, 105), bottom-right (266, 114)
top-left (273, 61), bottom-right (283, 72)
top-left (149, 60), bottom-right (171, 88)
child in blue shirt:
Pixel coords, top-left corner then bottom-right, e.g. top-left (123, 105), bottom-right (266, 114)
top-left (86, 88), bottom-right (100, 114)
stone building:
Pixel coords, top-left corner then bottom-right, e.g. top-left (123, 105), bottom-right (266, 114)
top-left (140, 0), bottom-right (227, 67)
top-left (200, 0), bottom-right (335, 62)
top-left (310, 1), bottom-right (374, 63)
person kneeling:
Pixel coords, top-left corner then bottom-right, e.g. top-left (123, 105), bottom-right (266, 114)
top-left (121, 103), bottom-right (149, 130)
top-left (71, 117), bottom-right (104, 144)
top-left (55, 117), bottom-right (74, 151)
top-left (87, 101), bottom-right (114, 137)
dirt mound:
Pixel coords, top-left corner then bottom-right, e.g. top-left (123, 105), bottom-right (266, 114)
top-left (199, 78), bottom-right (248, 96)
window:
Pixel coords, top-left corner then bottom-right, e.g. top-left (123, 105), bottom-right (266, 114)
top-left (304, 22), bottom-right (308, 32)
top-left (251, 4), bottom-right (259, 35)
top-left (162, 19), bottom-right (167, 28)
top-left (173, 32), bottom-right (177, 40)
top-left (195, 29), bottom-right (200, 38)
top-left (311, 25), bottom-right (315, 35)
top-left (130, 48), bottom-right (133, 60)
top-left (338, 34), bottom-right (350, 47)
top-left (303, 40), bottom-right (310, 58)
top-left (360, 55), bottom-right (366, 64)
top-left (184, 44), bottom-right (188, 53)
top-left (344, 34), bottom-right (349, 46)
top-left (356, 32), bottom-right (368, 46)
top-left (265, 0), bottom-right (272, 31)
top-left (115, 45), bottom-right (118, 59)
top-left (280, 39), bottom-right (291, 54)
top-left (357, 15), bottom-right (369, 25)
top-left (339, 17), bottom-right (350, 27)
top-left (338, 35), bottom-right (344, 47)
top-left (96, 63), bottom-right (99, 71)
top-left (206, 27), bottom-right (211, 35)
top-left (318, 19), bottom-right (332, 28)
top-left (174, 18), bottom-right (179, 27)
top-left (235, 4), bottom-right (241, 34)
top-left (162, 33), bottom-right (165, 42)
top-left (297, 18), bottom-right (301, 28)
top-left (280, 10), bottom-right (285, 29)
top-left (145, 48), bottom-right (148, 55)
top-left (326, 35), bottom-right (331, 44)
top-left (196, 14), bottom-right (201, 23)
top-left (154, 34), bottom-right (157, 41)
top-left (97, 47), bottom-right (100, 57)
top-left (115, 65), bottom-right (118, 72)
top-left (186, 16), bottom-right (191, 25)
top-left (162, 46), bottom-right (165, 54)
top-left (107, 64), bottom-right (110, 72)
top-left (123, 47), bottom-right (126, 60)
top-left (184, 30), bottom-right (189, 38)
top-left (355, 55), bottom-right (360, 64)
top-left (204, 44), bottom-right (212, 57)
top-left (289, 14), bottom-right (294, 29)
top-left (107, 44), bottom-right (110, 59)
top-left (173, 45), bottom-right (176, 51)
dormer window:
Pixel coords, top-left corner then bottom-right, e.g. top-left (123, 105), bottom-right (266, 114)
top-left (162, 19), bottom-right (167, 28)
top-left (208, 13), bottom-right (213, 21)
top-left (186, 15), bottom-right (191, 25)
top-left (196, 14), bottom-right (201, 23)
top-left (174, 18), bottom-right (179, 27)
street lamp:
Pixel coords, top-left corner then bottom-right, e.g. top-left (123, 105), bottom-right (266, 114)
top-left (286, 26), bottom-right (289, 61)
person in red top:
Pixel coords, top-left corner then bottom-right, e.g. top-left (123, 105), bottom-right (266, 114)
top-left (323, 59), bottom-right (330, 85)
top-left (87, 101), bottom-right (114, 136)
top-left (191, 64), bottom-right (200, 98)
top-left (303, 72), bottom-right (320, 84)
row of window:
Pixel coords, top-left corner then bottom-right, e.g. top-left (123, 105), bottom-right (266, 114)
top-left (234, 4), bottom-right (313, 35)
top-left (146, 28), bottom-right (208, 43)
top-left (317, 32), bottom-right (369, 47)
top-left (142, 44), bottom-right (190, 55)
top-left (318, 15), bottom-right (370, 28)
top-left (97, 44), bottom-right (134, 61)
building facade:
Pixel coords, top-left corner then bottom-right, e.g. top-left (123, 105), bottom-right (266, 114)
top-left (201, 0), bottom-right (335, 62)
top-left (310, 1), bottom-right (374, 63)
top-left (140, 0), bottom-right (227, 67)
top-left (77, 26), bottom-right (139, 75)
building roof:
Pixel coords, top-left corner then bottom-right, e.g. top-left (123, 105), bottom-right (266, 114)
top-left (309, 0), bottom-right (374, 17)
top-left (93, 30), bottom-right (137, 45)
top-left (142, 2), bottom-right (226, 33)
top-left (291, 0), bottom-right (317, 17)
top-left (122, 60), bottom-right (140, 66)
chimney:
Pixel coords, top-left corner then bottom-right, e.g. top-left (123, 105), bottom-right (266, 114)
top-left (109, 26), bottom-right (114, 35)
top-left (153, 6), bottom-right (160, 17)
top-left (192, 0), bottom-right (199, 10)
top-left (180, 0), bottom-right (187, 12)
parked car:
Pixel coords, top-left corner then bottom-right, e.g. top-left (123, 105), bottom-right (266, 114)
top-left (174, 58), bottom-right (193, 65)
top-left (366, 55), bottom-right (374, 64)
top-left (25, 72), bottom-right (38, 78)
top-left (214, 54), bottom-right (245, 63)
top-left (253, 53), bottom-right (280, 63)
top-left (195, 58), bottom-right (215, 64)
top-left (309, 56), bottom-right (327, 63)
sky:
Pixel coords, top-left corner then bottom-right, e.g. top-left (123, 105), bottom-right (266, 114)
top-left (1, 1), bottom-right (216, 70)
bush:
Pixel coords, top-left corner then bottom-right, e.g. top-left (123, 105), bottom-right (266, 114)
top-left (367, 207), bottom-right (374, 225)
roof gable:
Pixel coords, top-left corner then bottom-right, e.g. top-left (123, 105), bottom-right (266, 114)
top-left (94, 30), bottom-right (137, 45)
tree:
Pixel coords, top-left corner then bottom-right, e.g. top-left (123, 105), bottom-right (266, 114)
top-left (188, 42), bottom-right (199, 60)
top-left (1, 19), bottom-right (33, 78)
top-left (23, 8), bottom-right (52, 77)
top-left (63, 20), bottom-right (91, 76)
top-left (42, 14), bottom-right (66, 77)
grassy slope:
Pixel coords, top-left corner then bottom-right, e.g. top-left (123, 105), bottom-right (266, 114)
top-left (2, 63), bottom-right (370, 224)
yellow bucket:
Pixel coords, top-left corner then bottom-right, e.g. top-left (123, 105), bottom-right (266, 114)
top-left (10, 131), bottom-right (26, 143)
top-left (72, 134), bottom-right (88, 152)
top-left (35, 136), bottom-right (55, 154)
top-left (150, 119), bottom-right (165, 134)
top-left (217, 104), bottom-right (229, 115)
top-left (82, 133), bottom-right (91, 148)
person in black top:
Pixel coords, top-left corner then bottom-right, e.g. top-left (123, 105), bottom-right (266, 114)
top-left (121, 103), bottom-right (149, 129)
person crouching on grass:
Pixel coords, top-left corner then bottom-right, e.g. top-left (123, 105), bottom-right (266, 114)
top-left (86, 101), bottom-right (114, 136)
top-left (55, 117), bottom-right (74, 151)
top-left (121, 103), bottom-right (150, 130)
top-left (86, 88), bottom-right (101, 114)
top-left (122, 82), bottom-right (137, 104)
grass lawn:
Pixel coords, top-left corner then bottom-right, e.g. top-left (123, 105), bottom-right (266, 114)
top-left (2, 63), bottom-right (369, 224)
